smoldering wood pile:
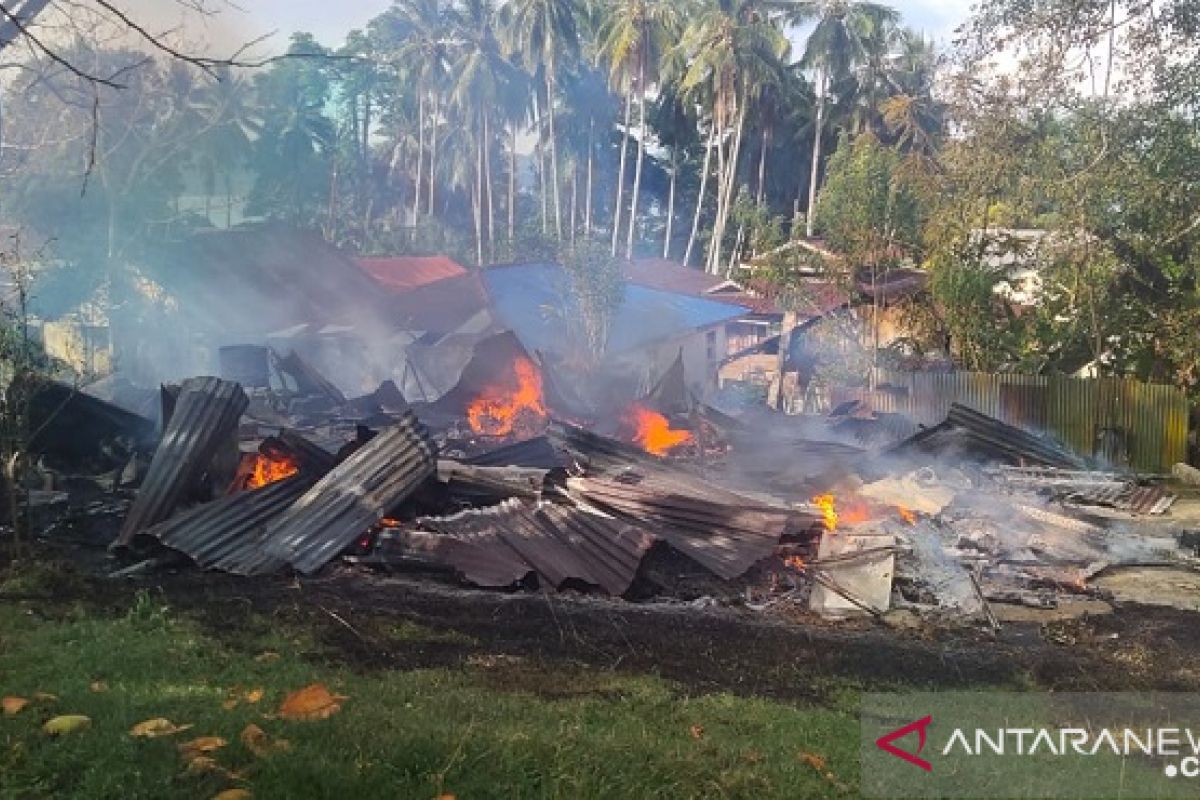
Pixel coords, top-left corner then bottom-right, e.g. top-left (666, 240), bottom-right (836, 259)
top-left (16, 334), bottom-right (1196, 626)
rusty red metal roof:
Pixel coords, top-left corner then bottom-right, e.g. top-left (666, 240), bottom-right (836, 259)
top-left (357, 255), bottom-right (468, 293)
top-left (389, 272), bottom-right (491, 334)
top-left (373, 498), bottom-right (656, 594)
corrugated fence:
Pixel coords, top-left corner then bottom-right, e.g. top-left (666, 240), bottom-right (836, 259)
top-left (861, 370), bottom-right (1189, 473)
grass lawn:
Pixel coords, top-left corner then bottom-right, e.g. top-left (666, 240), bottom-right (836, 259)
top-left (0, 588), bottom-right (862, 799)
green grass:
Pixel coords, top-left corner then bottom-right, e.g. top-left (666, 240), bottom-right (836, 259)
top-left (0, 592), bottom-right (861, 799)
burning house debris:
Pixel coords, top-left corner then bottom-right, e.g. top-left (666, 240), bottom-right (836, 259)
top-left (14, 321), bottom-right (1198, 631)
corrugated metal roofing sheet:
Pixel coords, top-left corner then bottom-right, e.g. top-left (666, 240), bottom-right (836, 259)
top-left (115, 377), bottom-right (249, 548)
top-left (138, 475), bottom-right (315, 575)
top-left (889, 403), bottom-right (1085, 470)
top-left (482, 263), bottom-right (746, 356)
top-left (563, 475), bottom-right (801, 580)
top-left (464, 437), bottom-right (563, 469)
top-left (262, 411), bottom-right (438, 574)
top-left (379, 498), bottom-right (655, 594)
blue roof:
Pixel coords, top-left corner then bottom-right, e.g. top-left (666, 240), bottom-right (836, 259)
top-left (481, 263), bottom-right (747, 357)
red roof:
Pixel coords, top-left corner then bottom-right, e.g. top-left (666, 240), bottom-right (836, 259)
top-left (357, 255), bottom-right (468, 292)
top-left (389, 272), bottom-right (491, 334)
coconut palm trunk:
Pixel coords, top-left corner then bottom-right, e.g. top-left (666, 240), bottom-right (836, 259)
top-left (611, 90), bottom-right (633, 256)
top-left (709, 98), bottom-right (747, 274)
top-left (585, 118), bottom-right (595, 237)
top-left (756, 125), bottom-right (769, 207)
top-left (485, 114), bottom-right (495, 262)
top-left (475, 112), bottom-right (484, 266)
top-left (428, 94), bottom-right (439, 215)
top-left (415, 92), bottom-right (425, 223)
top-left (533, 93), bottom-right (548, 235)
top-left (545, 68), bottom-right (563, 240)
top-left (663, 146), bottom-right (677, 259)
top-left (626, 47), bottom-right (648, 260)
top-left (570, 162), bottom-right (578, 244)
top-left (508, 124), bottom-right (518, 244)
top-left (805, 69), bottom-right (827, 239)
top-left (683, 123), bottom-right (715, 267)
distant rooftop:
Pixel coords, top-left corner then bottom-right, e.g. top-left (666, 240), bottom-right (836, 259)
top-left (482, 263), bottom-right (747, 357)
top-left (357, 255), bottom-right (468, 293)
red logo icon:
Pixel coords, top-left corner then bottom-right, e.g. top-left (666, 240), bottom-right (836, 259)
top-left (876, 715), bottom-right (933, 772)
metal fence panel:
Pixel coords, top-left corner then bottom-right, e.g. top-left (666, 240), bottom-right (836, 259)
top-left (865, 370), bottom-right (1189, 472)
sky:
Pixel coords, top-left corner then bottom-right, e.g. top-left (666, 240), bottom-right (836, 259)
top-left (129, 0), bottom-right (975, 56)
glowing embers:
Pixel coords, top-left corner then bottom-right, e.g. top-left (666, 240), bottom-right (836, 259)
top-left (466, 357), bottom-right (548, 439)
top-left (623, 404), bottom-right (693, 457)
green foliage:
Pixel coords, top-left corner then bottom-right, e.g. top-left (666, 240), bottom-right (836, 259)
top-left (559, 239), bottom-right (626, 360)
top-left (815, 133), bottom-right (921, 257)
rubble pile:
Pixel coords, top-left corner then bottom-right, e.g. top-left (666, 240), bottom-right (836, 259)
top-left (13, 338), bottom-right (1200, 629)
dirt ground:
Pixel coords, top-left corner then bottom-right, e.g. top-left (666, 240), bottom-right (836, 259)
top-left (10, 540), bottom-right (1200, 700)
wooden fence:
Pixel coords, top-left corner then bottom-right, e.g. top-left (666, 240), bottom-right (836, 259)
top-left (852, 370), bottom-right (1190, 473)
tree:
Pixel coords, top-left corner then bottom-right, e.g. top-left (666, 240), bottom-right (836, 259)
top-left (677, 0), bottom-right (789, 273)
top-left (448, 0), bottom-right (521, 264)
top-left (502, 0), bottom-right (581, 242)
top-left (189, 68), bottom-right (263, 228)
top-left (598, 0), bottom-right (679, 257)
top-left (815, 132), bottom-right (922, 377)
top-left (393, 0), bottom-right (454, 221)
top-left (246, 34), bottom-right (337, 227)
top-left (783, 0), bottom-right (899, 238)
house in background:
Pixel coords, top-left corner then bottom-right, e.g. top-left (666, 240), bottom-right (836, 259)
top-left (624, 259), bottom-right (783, 356)
top-left (480, 263), bottom-right (747, 405)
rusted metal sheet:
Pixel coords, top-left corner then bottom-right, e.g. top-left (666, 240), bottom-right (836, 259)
top-left (869, 370), bottom-right (1188, 473)
top-left (115, 377), bottom-right (249, 548)
top-left (1063, 484), bottom-right (1176, 516)
top-left (987, 466), bottom-right (1176, 515)
top-left (261, 411), bottom-right (437, 574)
top-left (137, 475), bottom-right (315, 575)
top-left (375, 498), bottom-right (656, 594)
top-left (889, 403), bottom-right (1085, 470)
top-left (563, 474), bottom-right (810, 580)
top-left (464, 436), bottom-right (563, 469)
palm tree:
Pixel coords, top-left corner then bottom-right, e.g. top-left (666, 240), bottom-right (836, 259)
top-left (394, 0), bottom-right (454, 221)
top-left (649, 86), bottom-right (699, 259)
top-left (448, 0), bottom-right (520, 264)
top-left (502, 0), bottom-right (581, 242)
top-left (782, 0), bottom-right (899, 238)
top-left (599, 0), bottom-right (680, 258)
top-left (189, 69), bottom-right (263, 227)
top-left (678, 0), bottom-right (789, 273)
top-left (557, 62), bottom-right (617, 240)
top-left (879, 30), bottom-right (941, 155)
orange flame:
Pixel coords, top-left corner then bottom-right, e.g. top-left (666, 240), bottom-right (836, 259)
top-left (812, 494), bottom-right (839, 532)
top-left (784, 555), bottom-right (806, 571)
top-left (897, 505), bottom-right (917, 525)
top-left (467, 357), bottom-right (548, 437)
top-left (625, 404), bottom-right (693, 456)
top-left (245, 453), bottom-right (299, 489)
